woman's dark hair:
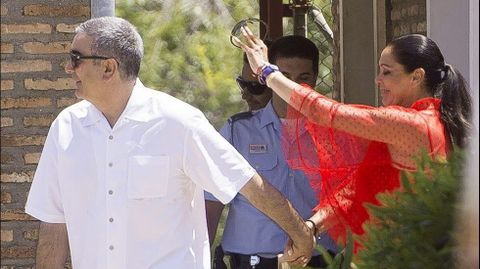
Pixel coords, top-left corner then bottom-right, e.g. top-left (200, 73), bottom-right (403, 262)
top-left (388, 34), bottom-right (472, 148)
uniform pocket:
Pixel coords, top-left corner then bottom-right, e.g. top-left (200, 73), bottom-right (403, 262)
top-left (248, 153), bottom-right (278, 171)
top-left (127, 155), bottom-right (169, 199)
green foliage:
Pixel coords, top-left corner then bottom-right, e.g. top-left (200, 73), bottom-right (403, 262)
top-left (116, 0), bottom-right (337, 128)
top-left (354, 151), bottom-right (465, 269)
top-left (116, 0), bottom-right (258, 128)
top-left (310, 230), bottom-right (356, 269)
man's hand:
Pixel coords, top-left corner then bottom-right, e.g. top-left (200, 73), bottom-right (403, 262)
top-left (278, 223), bottom-right (316, 267)
top-left (239, 173), bottom-right (314, 266)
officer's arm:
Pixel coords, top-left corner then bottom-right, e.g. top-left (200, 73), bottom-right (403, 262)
top-left (239, 172), bottom-right (314, 265)
top-left (205, 200), bottom-right (225, 246)
top-left (36, 222), bottom-right (69, 269)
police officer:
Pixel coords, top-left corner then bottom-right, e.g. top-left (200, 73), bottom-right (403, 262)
top-left (237, 45), bottom-right (273, 112)
top-left (206, 36), bottom-right (337, 269)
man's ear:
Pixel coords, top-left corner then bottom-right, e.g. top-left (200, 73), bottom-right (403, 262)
top-left (411, 67), bottom-right (425, 86)
top-left (102, 59), bottom-right (117, 80)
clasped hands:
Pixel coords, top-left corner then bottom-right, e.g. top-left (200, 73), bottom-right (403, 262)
top-left (278, 220), bottom-right (316, 267)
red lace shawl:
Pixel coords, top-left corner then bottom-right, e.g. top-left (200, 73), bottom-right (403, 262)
top-left (282, 85), bottom-right (448, 247)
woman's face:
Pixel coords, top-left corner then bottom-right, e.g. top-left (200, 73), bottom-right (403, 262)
top-left (376, 46), bottom-right (418, 107)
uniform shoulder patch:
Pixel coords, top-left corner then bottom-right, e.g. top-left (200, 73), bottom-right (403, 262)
top-left (228, 111), bottom-right (254, 124)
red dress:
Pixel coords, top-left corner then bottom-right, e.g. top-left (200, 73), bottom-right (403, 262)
top-left (283, 85), bottom-right (448, 247)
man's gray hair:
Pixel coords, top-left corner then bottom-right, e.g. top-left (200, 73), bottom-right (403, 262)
top-left (76, 17), bottom-right (144, 80)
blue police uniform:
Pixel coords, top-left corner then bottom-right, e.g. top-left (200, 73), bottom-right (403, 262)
top-left (205, 101), bottom-right (337, 258)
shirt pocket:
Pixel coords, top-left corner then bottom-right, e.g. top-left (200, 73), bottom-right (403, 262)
top-left (248, 152), bottom-right (278, 171)
top-left (127, 155), bottom-right (169, 199)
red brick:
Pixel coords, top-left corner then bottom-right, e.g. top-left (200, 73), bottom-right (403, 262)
top-left (1, 135), bottom-right (46, 147)
top-left (23, 229), bottom-right (38, 241)
top-left (23, 152), bottom-right (41, 164)
top-left (0, 43), bottom-right (13, 53)
top-left (57, 97), bottom-right (79, 108)
top-left (23, 4), bottom-right (90, 17)
top-left (23, 41), bottom-right (70, 54)
top-left (1, 246), bottom-right (36, 258)
top-left (391, 10), bottom-right (401, 21)
top-left (0, 266), bottom-right (34, 269)
top-left (56, 23), bottom-right (79, 33)
top-left (1, 171), bottom-right (34, 183)
top-left (23, 115), bottom-right (54, 127)
top-left (1, 209), bottom-right (37, 221)
top-left (0, 154), bottom-right (14, 164)
top-left (0, 23), bottom-right (52, 34)
top-left (1, 191), bottom-right (12, 204)
top-left (0, 230), bottom-right (13, 242)
top-left (1, 4), bottom-right (7, 16)
top-left (1, 60), bottom-right (52, 73)
top-left (1, 80), bottom-right (14, 91)
top-left (25, 78), bottom-right (75, 90)
top-left (408, 5), bottom-right (419, 16)
top-left (1, 117), bottom-right (13, 127)
top-left (416, 22), bottom-right (427, 33)
top-left (1, 97), bottom-right (52, 109)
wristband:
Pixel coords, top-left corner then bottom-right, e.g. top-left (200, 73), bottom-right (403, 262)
top-left (305, 219), bottom-right (318, 236)
top-left (258, 64), bottom-right (279, 85)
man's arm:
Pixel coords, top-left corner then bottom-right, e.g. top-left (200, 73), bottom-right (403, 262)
top-left (36, 222), bottom-right (69, 269)
top-left (239, 173), bottom-right (314, 265)
top-left (205, 200), bottom-right (225, 246)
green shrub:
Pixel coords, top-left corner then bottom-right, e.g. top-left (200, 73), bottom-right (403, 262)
top-left (355, 151), bottom-right (464, 269)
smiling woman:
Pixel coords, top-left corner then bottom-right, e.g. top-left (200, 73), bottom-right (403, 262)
top-left (375, 46), bottom-right (431, 107)
top-left (238, 29), bottom-right (473, 254)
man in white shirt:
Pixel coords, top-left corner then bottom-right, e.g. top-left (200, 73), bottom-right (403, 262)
top-left (25, 17), bottom-right (314, 269)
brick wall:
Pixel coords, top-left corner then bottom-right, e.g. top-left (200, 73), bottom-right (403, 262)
top-left (387, 0), bottom-right (427, 41)
top-left (0, 1), bottom-right (90, 268)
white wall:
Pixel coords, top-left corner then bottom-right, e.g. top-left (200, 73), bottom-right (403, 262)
top-left (427, 0), bottom-right (470, 81)
top-left (428, 0), bottom-right (479, 267)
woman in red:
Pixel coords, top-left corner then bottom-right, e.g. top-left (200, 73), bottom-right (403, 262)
top-left (237, 29), bottom-right (472, 263)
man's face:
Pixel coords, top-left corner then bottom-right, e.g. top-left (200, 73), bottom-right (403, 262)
top-left (65, 33), bottom-right (105, 101)
top-left (275, 57), bottom-right (317, 88)
top-left (239, 63), bottom-right (272, 111)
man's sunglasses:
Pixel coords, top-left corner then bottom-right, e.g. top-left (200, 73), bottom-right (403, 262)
top-left (69, 51), bottom-right (111, 68)
top-left (236, 76), bottom-right (269, 95)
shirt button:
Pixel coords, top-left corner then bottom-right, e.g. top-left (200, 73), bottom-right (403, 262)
top-left (108, 162), bottom-right (113, 167)
top-left (108, 190), bottom-right (113, 195)
top-left (108, 135), bottom-right (114, 140)
top-left (109, 218), bottom-right (114, 222)
top-left (289, 173), bottom-right (294, 177)
top-left (109, 245), bottom-right (114, 250)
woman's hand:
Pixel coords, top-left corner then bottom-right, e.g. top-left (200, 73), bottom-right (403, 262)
top-left (233, 26), bottom-right (269, 75)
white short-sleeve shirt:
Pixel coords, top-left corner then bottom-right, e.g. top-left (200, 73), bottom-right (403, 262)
top-left (25, 81), bottom-right (255, 269)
